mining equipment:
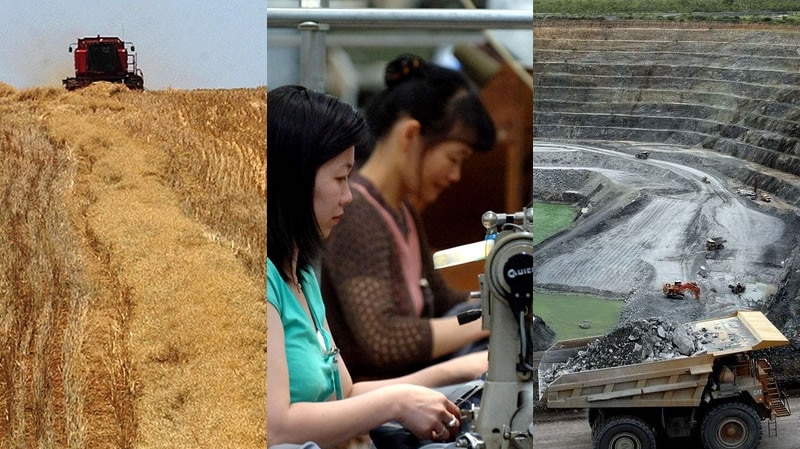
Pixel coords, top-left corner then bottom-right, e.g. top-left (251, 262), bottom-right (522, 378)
top-left (63, 36), bottom-right (144, 91)
top-left (729, 282), bottom-right (746, 295)
top-left (706, 237), bottom-right (727, 251)
top-left (737, 189), bottom-right (757, 199)
top-left (635, 151), bottom-right (650, 159)
top-left (752, 177), bottom-right (772, 202)
top-left (662, 281), bottom-right (700, 300)
top-left (705, 237), bottom-right (726, 259)
top-left (705, 237), bottom-right (726, 251)
top-left (540, 310), bottom-right (791, 449)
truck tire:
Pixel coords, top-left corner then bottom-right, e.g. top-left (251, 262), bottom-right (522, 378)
top-left (700, 401), bottom-right (761, 449)
top-left (593, 416), bottom-right (657, 449)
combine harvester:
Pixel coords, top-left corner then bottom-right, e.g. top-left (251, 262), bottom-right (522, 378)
top-left (63, 35), bottom-right (144, 91)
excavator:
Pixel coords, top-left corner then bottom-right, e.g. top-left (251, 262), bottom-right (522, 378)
top-left (662, 281), bottom-right (700, 300)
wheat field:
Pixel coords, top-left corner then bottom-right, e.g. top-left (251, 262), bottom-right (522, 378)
top-left (0, 81), bottom-right (266, 449)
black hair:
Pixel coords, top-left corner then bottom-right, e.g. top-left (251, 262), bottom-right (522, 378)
top-left (267, 85), bottom-right (369, 283)
top-left (356, 54), bottom-right (496, 163)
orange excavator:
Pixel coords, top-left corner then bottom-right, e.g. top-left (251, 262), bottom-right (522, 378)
top-left (662, 281), bottom-right (700, 300)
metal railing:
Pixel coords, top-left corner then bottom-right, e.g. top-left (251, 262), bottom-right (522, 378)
top-left (267, 8), bottom-right (533, 29)
top-left (267, 7), bottom-right (532, 90)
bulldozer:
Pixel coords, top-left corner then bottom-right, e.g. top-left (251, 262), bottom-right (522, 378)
top-left (63, 36), bottom-right (144, 91)
top-left (662, 281), bottom-right (700, 300)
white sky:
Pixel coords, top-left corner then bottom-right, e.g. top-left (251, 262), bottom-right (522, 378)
top-left (0, 0), bottom-right (266, 90)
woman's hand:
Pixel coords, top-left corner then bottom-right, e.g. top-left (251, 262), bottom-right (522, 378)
top-left (451, 350), bottom-right (489, 380)
top-left (427, 350), bottom-right (488, 385)
top-left (356, 350), bottom-right (488, 391)
top-left (390, 384), bottom-right (462, 442)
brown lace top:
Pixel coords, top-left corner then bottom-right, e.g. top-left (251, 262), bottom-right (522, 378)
top-left (321, 177), bottom-right (469, 381)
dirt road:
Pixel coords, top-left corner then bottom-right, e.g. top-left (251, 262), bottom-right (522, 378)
top-left (533, 396), bottom-right (800, 449)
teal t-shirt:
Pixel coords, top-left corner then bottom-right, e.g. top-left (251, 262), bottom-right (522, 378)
top-left (267, 259), bottom-right (340, 403)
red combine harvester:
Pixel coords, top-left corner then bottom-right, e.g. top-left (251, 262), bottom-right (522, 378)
top-left (62, 35), bottom-right (144, 91)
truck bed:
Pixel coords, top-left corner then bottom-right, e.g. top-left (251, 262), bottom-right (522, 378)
top-left (540, 311), bottom-right (789, 409)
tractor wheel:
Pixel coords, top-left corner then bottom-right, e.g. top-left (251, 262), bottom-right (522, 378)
top-left (592, 415), bottom-right (657, 449)
top-left (700, 401), bottom-right (761, 449)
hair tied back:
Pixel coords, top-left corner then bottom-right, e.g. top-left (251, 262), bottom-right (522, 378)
top-left (384, 54), bottom-right (426, 88)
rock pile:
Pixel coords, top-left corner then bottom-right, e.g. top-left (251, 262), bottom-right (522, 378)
top-left (542, 318), bottom-right (706, 383)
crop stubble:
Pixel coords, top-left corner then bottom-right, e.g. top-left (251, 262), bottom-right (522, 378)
top-left (0, 82), bottom-right (266, 449)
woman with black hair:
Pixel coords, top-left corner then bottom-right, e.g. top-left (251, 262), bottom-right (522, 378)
top-left (321, 55), bottom-right (496, 382)
top-left (267, 85), bottom-right (466, 448)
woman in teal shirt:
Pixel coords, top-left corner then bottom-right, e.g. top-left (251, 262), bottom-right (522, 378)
top-left (267, 259), bottom-right (340, 403)
top-left (267, 86), bottom-right (486, 449)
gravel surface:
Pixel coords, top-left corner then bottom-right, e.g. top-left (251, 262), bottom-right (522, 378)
top-left (540, 317), bottom-right (706, 383)
top-left (532, 139), bottom-right (800, 384)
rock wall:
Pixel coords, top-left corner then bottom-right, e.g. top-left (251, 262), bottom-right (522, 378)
top-left (534, 23), bottom-right (800, 206)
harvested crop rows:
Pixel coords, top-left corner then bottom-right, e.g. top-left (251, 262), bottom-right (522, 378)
top-left (0, 82), bottom-right (266, 449)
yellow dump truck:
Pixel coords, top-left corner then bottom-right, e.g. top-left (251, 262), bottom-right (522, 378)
top-left (539, 311), bottom-right (791, 449)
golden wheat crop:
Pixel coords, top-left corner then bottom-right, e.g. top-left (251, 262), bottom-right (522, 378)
top-left (0, 82), bottom-right (266, 449)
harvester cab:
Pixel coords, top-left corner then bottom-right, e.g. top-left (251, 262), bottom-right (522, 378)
top-left (63, 35), bottom-right (144, 91)
top-left (372, 209), bottom-right (535, 449)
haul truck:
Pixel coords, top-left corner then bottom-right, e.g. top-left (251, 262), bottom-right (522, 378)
top-left (539, 311), bottom-right (791, 449)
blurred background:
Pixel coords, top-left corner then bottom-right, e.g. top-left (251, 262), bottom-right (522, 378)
top-left (267, 0), bottom-right (532, 106)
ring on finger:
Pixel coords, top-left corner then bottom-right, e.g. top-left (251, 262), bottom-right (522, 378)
top-left (447, 416), bottom-right (458, 427)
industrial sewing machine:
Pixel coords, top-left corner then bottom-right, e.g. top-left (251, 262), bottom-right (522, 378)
top-left (371, 209), bottom-right (534, 449)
